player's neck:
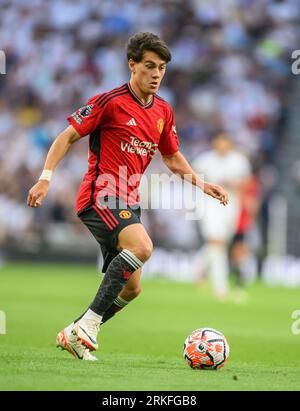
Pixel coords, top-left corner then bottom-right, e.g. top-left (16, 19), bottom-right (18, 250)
top-left (129, 80), bottom-right (153, 105)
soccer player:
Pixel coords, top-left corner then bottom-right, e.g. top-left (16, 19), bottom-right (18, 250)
top-left (27, 32), bottom-right (228, 361)
top-left (193, 133), bottom-right (251, 300)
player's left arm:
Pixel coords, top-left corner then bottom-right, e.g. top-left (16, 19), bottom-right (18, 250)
top-left (162, 150), bottom-right (229, 205)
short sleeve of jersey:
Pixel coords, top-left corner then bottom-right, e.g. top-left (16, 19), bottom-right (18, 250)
top-left (158, 106), bottom-right (179, 156)
top-left (67, 94), bottom-right (109, 137)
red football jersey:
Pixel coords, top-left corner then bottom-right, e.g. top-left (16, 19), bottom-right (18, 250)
top-left (67, 83), bottom-right (179, 213)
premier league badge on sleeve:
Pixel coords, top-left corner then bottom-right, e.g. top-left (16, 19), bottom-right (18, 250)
top-left (78, 104), bottom-right (94, 118)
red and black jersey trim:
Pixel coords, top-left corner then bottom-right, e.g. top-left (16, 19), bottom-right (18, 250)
top-left (95, 84), bottom-right (128, 108)
top-left (126, 83), bottom-right (154, 109)
top-left (89, 127), bottom-right (101, 207)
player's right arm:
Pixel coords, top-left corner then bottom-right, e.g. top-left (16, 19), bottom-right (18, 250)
top-left (27, 125), bottom-right (81, 208)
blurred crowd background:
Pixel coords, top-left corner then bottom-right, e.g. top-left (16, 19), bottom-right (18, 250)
top-left (0, 0), bottom-right (299, 286)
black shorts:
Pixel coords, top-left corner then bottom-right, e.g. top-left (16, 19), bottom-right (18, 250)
top-left (78, 197), bottom-right (141, 272)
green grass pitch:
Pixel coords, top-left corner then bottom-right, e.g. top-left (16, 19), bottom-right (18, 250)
top-left (0, 263), bottom-right (300, 391)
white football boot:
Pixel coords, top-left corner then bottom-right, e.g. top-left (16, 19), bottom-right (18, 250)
top-left (72, 319), bottom-right (100, 351)
top-left (56, 328), bottom-right (98, 361)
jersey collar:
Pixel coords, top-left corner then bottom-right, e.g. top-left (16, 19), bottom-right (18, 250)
top-left (126, 83), bottom-right (154, 109)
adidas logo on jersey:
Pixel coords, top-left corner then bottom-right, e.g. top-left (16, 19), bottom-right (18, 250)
top-left (126, 118), bottom-right (137, 126)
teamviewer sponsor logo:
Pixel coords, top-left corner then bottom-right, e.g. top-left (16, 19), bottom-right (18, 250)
top-left (0, 310), bottom-right (6, 334)
top-left (121, 136), bottom-right (158, 158)
top-left (0, 50), bottom-right (6, 74)
top-left (291, 50), bottom-right (300, 75)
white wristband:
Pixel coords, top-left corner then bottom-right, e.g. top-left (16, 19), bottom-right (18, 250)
top-left (39, 170), bottom-right (53, 182)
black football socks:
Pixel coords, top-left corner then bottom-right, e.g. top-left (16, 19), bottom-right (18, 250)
top-left (89, 249), bottom-right (143, 316)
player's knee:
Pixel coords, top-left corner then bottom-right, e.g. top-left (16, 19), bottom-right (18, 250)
top-left (133, 240), bottom-right (153, 262)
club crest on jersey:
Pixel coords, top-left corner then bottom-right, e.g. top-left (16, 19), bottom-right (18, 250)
top-left (119, 210), bottom-right (132, 219)
top-left (78, 104), bottom-right (93, 117)
top-left (157, 118), bottom-right (164, 134)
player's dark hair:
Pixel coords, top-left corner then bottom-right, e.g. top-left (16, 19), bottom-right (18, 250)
top-left (126, 32), bottom-right (171, 63)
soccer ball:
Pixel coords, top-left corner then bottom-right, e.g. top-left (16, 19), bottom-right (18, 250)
top-left (183, 328), bottom-right (230, 370)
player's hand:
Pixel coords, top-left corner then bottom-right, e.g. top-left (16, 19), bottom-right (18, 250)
top-left (204, 182), bottom-right (229, 206)
top-left (27, 180), bottom-right (49, 208)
